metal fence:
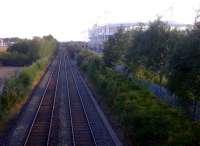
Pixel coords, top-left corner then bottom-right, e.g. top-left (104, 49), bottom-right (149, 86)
top-left (0, 79), bottom-right (4, 95)
top-left (136, 79), bottom-right (200, 120)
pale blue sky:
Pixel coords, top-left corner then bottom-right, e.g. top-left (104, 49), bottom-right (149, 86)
top-left (0, 0), bottom-right (199, 41)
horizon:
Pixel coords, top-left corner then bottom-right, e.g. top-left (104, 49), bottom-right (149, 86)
top-left (0, 0), bottom-right (199, 41)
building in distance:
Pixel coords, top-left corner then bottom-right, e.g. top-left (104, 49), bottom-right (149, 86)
top-left (88, 22), bottom-right (192, 52)
top-left (0, 38), bottom-right (19, 47)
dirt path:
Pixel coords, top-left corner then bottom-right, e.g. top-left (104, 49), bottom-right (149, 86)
top-left (0, 66), bottom-right (21, 79)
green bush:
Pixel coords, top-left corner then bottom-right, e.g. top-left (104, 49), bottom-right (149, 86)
top-left (0, 58), bottom-right (48, 119)
top-left (0, 35), bottom-right (57, 66)
top-left (0, 52), bottom-right (31, 66)
top-left (76, 49), bottom-right (200, 146)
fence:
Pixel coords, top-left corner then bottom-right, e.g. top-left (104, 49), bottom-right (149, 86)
top-left (136, 79), bottom-right (200, 120)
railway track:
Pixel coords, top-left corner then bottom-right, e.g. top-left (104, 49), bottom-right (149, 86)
top-left (8, 48), bottom-right (122, 146)
top-left (65, 54), bottom-right (122, 146)
top-left (23, 55), bottom-right (62, 146)
top-left (65, 55), bottom-right (97, 146)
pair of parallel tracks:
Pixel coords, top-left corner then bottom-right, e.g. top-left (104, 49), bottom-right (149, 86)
top-left (23, 55), bottom-right (61, 146)
top-left (65, 55), bottom-right (97, 146)
top-left (66, 56), bottom-right (117, 146)
top-left (23, 52), bottom-right (98, 146)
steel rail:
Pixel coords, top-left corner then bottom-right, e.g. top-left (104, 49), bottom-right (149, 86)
top-left (67, 55), bottom-right (97, 146)
top-left (23, 55), bottom-right (61, 146)
top-left (47, 54), bottom-right (62, 145)
top-left (64, 54), bottom-right (76, 146)
top-left (75, 65), bottom-right (123, 146)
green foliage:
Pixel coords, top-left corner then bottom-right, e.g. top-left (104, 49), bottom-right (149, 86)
top-left (114, 90), bottom-right (198, 146)
top-left (0, 35), bottom-right (56, 123)
top-left (77, 50), bottom-right (103, 77)
top-left (76, 49), bottom-right (200, 146)
top-left (168, 27), bottom-right (200, 118)
top-left (103, 29), bottom-right (131, 66)
top-left (65, 41), bottom-right (89, 58)
top-left (102, 18), bottom-right (200, 113)
top-left (0, 52), bottom-right (30, 66)
top-left (0, 35), bottom-right (57, 66)
top-left (126, 19), bottom-right (183, 85)
top-left (131, 65), bottom-right (167, 85)
top-left (168, 29), bottom-right (200, 100)
top-left (0, 58), bottom-right (48, 119)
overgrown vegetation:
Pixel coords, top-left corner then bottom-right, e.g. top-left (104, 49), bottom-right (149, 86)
top-left (102, 18), bottom-right (200, 118)
top-left (0, 58), bottom-right (48, 119)
top-left (73, 49), bottom-right (200, 146)
top-left (66, 16), bottom-right (200, 145)
top-left (168, 25), bottom-right (200, 118)
top-left (0, 35), bottom-right (57, 125)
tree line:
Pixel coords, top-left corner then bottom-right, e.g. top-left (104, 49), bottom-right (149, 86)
top-left (66, 17), bottom-right (200, 146)
top-left (0, 35), bottom-right (57, 66)
top-left (68, 45), bottom-right (200, 146)
top-left (103, 19), bottom-right (200, 118)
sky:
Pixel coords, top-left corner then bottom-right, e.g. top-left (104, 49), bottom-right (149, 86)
top-left (0, 0), bottom-right (199, 41)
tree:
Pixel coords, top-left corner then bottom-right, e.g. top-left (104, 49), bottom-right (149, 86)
top-left (8, 41), bottom-right (30, 54)
top-left (3, 36), bottom-right (57, 66)
top-left (103, 29), bottom-right (129, 66)
top-left (168, 26), bottom-right (200, 119)
top-left (126, 25), bottom-right (147, 67)
top-left (142, 19), bottom-right (172, 84)
top-left (126, 19), bottom-right (177, 84)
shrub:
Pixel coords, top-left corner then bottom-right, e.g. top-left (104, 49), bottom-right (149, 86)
top-left (0, 58), bottom-right (48, 120)
top-left (0, 35), bottom-right (57, 66)
top-left (76, 49), bottom-right (200, 146)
